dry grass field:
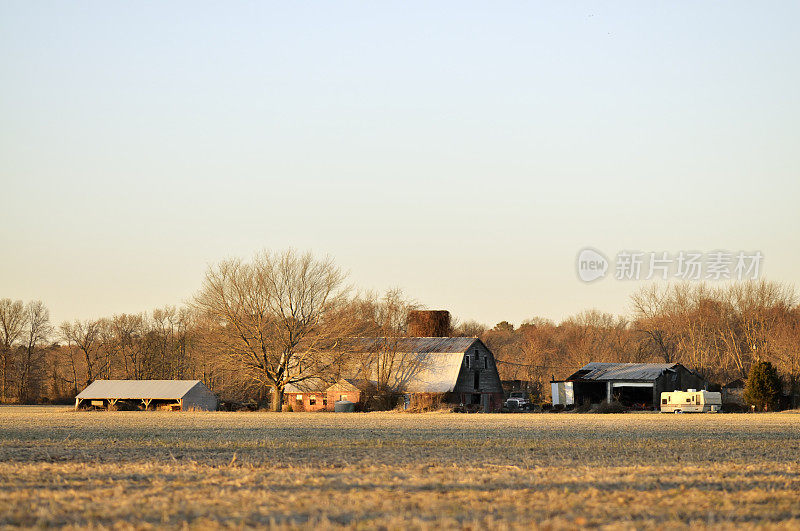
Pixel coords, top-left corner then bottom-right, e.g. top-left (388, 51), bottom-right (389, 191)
top-left (2, 407), bottom-right (800, 529)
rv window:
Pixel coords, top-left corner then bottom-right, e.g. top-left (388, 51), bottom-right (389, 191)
top-left (686, 398), bottom-right (691, 403)
top-left (661, 398), bottom-right (667, 404)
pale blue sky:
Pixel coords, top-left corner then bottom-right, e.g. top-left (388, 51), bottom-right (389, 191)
top-left (1, 2), bottom-right (799, 328)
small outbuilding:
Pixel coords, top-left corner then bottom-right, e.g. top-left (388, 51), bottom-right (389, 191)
top-left (75, 380), bottom-right (217, 411)
top-left (326, 379), bottom-right (370, 410)
top-left (283, 383), bottom-right (328, 412)
top-left (551, 362), bottom-right (706, 409)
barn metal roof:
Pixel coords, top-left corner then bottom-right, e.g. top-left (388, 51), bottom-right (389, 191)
top-left (350, 336), bottom-right (480, 354)
top-left (568, 363), bottom-right (679, 382)
top-left (76, 380), bottom-right (205, 400)
top-left (395, 352), bottom-right (466, 393)
top-left (334, 337), bottom-right (485, 393)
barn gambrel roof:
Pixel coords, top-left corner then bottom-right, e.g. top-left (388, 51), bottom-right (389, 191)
top-left (349, 336), bottom-right (480, 354)
top-left (339, 337), bottom-right (490, 394)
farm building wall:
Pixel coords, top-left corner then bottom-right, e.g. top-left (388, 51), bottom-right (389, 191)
top-left (326, 382), bottom-right (362, 411)
top-left (285, 391), bottom-right (327, 412)
top-left (653, 367), bottom-right (707, 406)
top-left (451, 341), bottom-right (504, 411)
top-left (181, 383), bottom-right (218, 411)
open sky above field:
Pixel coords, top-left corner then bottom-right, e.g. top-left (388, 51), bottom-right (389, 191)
top-left (1, 2), bottom-right (799, 327)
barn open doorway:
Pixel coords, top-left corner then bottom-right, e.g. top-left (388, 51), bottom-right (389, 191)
top-left (613, 385), bottom-right (654, 409)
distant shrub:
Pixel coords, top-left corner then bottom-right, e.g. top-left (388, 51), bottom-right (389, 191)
top-left (406, 393), bottom-right (446, 413)
top-left (744, 361), bottom-right (782, 412)
top-left (592, 401), bottom-right (628, 414)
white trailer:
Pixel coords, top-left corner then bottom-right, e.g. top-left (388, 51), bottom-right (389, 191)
top-left (660, 389), bottom-right (721, 413)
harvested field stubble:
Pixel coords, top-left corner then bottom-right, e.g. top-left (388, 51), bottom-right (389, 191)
top-left (1, 407), bottom-right (800, 529)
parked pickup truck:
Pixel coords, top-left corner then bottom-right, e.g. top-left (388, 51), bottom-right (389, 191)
top-left (504, 392), bottom-right (531, 410)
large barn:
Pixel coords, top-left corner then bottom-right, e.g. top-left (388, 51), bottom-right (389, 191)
top-left (341, 337), bottom-right (504, 412)
top-left (551, 362), bottom-right (707, 409)
top-left (75, 380), bottom-right (218, 411)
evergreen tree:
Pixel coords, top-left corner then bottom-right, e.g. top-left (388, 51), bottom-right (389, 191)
top-left (743, 361), bottom-right (781, 412)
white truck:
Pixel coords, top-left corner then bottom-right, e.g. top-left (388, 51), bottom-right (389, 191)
top-left (505, 391), bottom-right (531, 410)
top-left (660, 389), bottom-right (722, 413)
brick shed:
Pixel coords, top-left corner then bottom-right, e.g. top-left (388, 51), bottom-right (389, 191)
top-left (283, 384), bottom-right (328, 412)
top-left (326, 379), bottom-right (367, 410)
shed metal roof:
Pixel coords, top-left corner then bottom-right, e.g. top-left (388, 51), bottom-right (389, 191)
top-left (568, 363), bottom-right (679, 382)
top-left (76, 380), bottom-right (205, 400)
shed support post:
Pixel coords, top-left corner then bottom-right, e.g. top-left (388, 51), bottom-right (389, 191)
top-left (75, 398), bottom-right (80, 411)
top-left (607, 382), bottom-right (612, 403)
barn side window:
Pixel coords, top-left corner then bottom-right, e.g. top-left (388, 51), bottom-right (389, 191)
top-left (465, 355), bottom-right (470, 368)
top-left (483, 357), bottom-right (488, 370)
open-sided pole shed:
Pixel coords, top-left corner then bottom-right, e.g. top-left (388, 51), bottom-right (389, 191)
top-left (75, 380), bottom-right (217, 411)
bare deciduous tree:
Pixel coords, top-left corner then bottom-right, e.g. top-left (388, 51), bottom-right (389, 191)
top-left (0, 299), bottom-right (27, 402)
top-left (18, 301), bottom-right (51, 403)
top-left (60, 319), bottom-right (104, 387)
top-left (193, 249), bottom-right (351, 411)
top-left (354, 289), bottom-right (421, 394)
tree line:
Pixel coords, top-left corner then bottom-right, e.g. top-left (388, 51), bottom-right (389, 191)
top-left (1, 249), bottom-right (798, 407)
top-left (482, 282), bottom-right (800, 401)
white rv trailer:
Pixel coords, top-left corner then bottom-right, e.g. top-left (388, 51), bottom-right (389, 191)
top-left (660, 389), bottom-right (721, 413)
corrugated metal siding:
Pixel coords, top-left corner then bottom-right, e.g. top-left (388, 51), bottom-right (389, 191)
top-left (76, 380), bottom-right (204, 399)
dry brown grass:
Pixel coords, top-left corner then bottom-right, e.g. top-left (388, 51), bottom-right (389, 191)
top-left (2, 407), bottom-right (800, 529)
